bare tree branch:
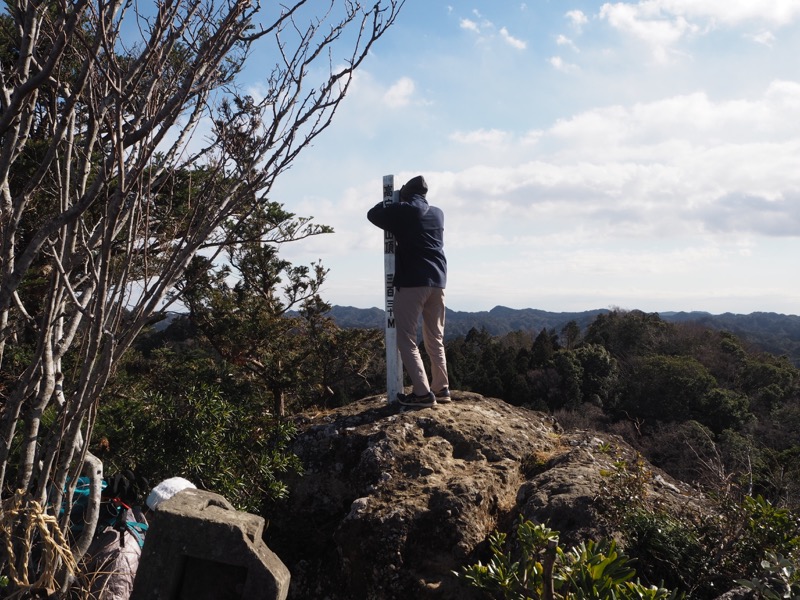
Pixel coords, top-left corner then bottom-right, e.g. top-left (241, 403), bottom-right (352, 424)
top-left (0, 0), bottom-right (404, 584)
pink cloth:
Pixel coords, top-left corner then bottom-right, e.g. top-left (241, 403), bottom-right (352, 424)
top-left (84, 507), bottom-right (148, 600)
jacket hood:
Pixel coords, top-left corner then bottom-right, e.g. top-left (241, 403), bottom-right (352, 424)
top-left (400, 175), bottom-right (428, 201)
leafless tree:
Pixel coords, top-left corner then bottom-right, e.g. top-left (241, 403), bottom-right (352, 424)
top-left (0, 0), bottom-right (402, 590)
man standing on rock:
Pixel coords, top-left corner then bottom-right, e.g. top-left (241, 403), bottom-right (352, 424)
top-left (367, 175), bottom-right (450, 408)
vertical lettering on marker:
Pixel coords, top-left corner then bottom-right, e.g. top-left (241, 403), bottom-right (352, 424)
top-left (382, 175), bottom-right (403, 400)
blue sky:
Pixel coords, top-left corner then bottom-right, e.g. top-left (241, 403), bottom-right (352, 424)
top-left (262, 1), bottom-right (800, 315)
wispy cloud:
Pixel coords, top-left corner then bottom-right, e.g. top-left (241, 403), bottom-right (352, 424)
top-left (459, 11), bottom-right (526, 50)
top-left (549, 56), bottom-right (580, 73)
top-left (566, 9), bottom-right (588, 32)
top-left (460, 18), bottom-right (480, 33)
top-left (600, 3), bottom-right (700, 63)
top-left (600, 1), bottom-right (800, 62)
top-left (556, 34), bottom-right (580, 52)
top-left (383, 77), bottom-right (415, 108)
top-left (748, 30), bottom-right (776, 47)
top-left (446, 82), bottom-right (800, 240)
top-left (450, 128), bottom-right (513, 146)
top-left (598, 0), bottom-right (800, 27)
top-left (648, 1), bottom-right (800, 27)
top-left (499, 27), bottom-right (526, 49)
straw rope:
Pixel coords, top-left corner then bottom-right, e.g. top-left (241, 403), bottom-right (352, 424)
top-left (1, 488), bottom-right (78, 598)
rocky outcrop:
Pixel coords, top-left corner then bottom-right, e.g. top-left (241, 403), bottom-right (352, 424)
top-left (265, 392), bottom-right (708, 600)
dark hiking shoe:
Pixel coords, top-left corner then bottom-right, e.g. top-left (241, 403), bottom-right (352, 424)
top-left (434, 387), bottom-right (452, 403)
top-left (397, 391), bottom-right (436, 408)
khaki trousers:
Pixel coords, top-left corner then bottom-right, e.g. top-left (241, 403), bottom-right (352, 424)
top-left (394, 287), bottom-right (449, 396)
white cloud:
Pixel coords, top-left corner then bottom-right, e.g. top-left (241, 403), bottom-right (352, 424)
top-left (556, 34), bottom-right (580, 52)
top-left (600, 1), bottom-right (800, 61)
top-left (748, 30), bottom-right (777, 46)
top-left (383, 77), bottom-right (415, 108)
top-left (460, 18), bottom-right (480, 33)
top-left (450, 129), bottom-right (513, 146)
top-left (549, 56), bottom-right (580, 73)
top-left (450, 82), bottom-right (800, 241)
top-left (600, 3), bottom-right (700, 63)
top-left (648, 0), bottom-right (800, 27)
top-left (566, 9), bottom-right (589, 31)
top-left (598, 0), bottom-right (800, 28)
top-left (459, 11), bottom-right (526, 50)
top-left (499, 27), bottom-right (527, 50)
top-left (549, 83), bottom-right (800, 149)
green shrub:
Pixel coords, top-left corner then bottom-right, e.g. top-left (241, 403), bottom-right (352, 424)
top-left (620, 508), bottom-right (704, 590)
top-left (96, 382), bottom-right (301, 512)
top-left (460, 518), bottom-right (682, 599)
top-left (597, 451), bottom-right (800, 597)
top-left (719, 495), bottom-right (800, 581)
top-left (738, 552), bottom-right (800, 599)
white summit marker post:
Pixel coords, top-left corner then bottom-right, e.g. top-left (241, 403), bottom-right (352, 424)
top-left (382, 175), bottom-right (404, 402)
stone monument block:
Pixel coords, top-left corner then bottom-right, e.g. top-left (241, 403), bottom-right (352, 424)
top-left (131, 489), bottom-right (289, 600)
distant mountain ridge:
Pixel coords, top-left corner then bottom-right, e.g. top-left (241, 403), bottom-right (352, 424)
top-left (328, 305), bottom-right (609, 338)
top-left (328, 305), bottom-right (800, 366)
top-left (661, 309), bottom-right (800, 365)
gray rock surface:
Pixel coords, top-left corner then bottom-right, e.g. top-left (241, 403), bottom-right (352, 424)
top-left (265, 392), bottom-right (708, 599)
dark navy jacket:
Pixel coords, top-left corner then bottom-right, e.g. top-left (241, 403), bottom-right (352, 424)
top-left (367, 194), bottom-right (447, 289)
